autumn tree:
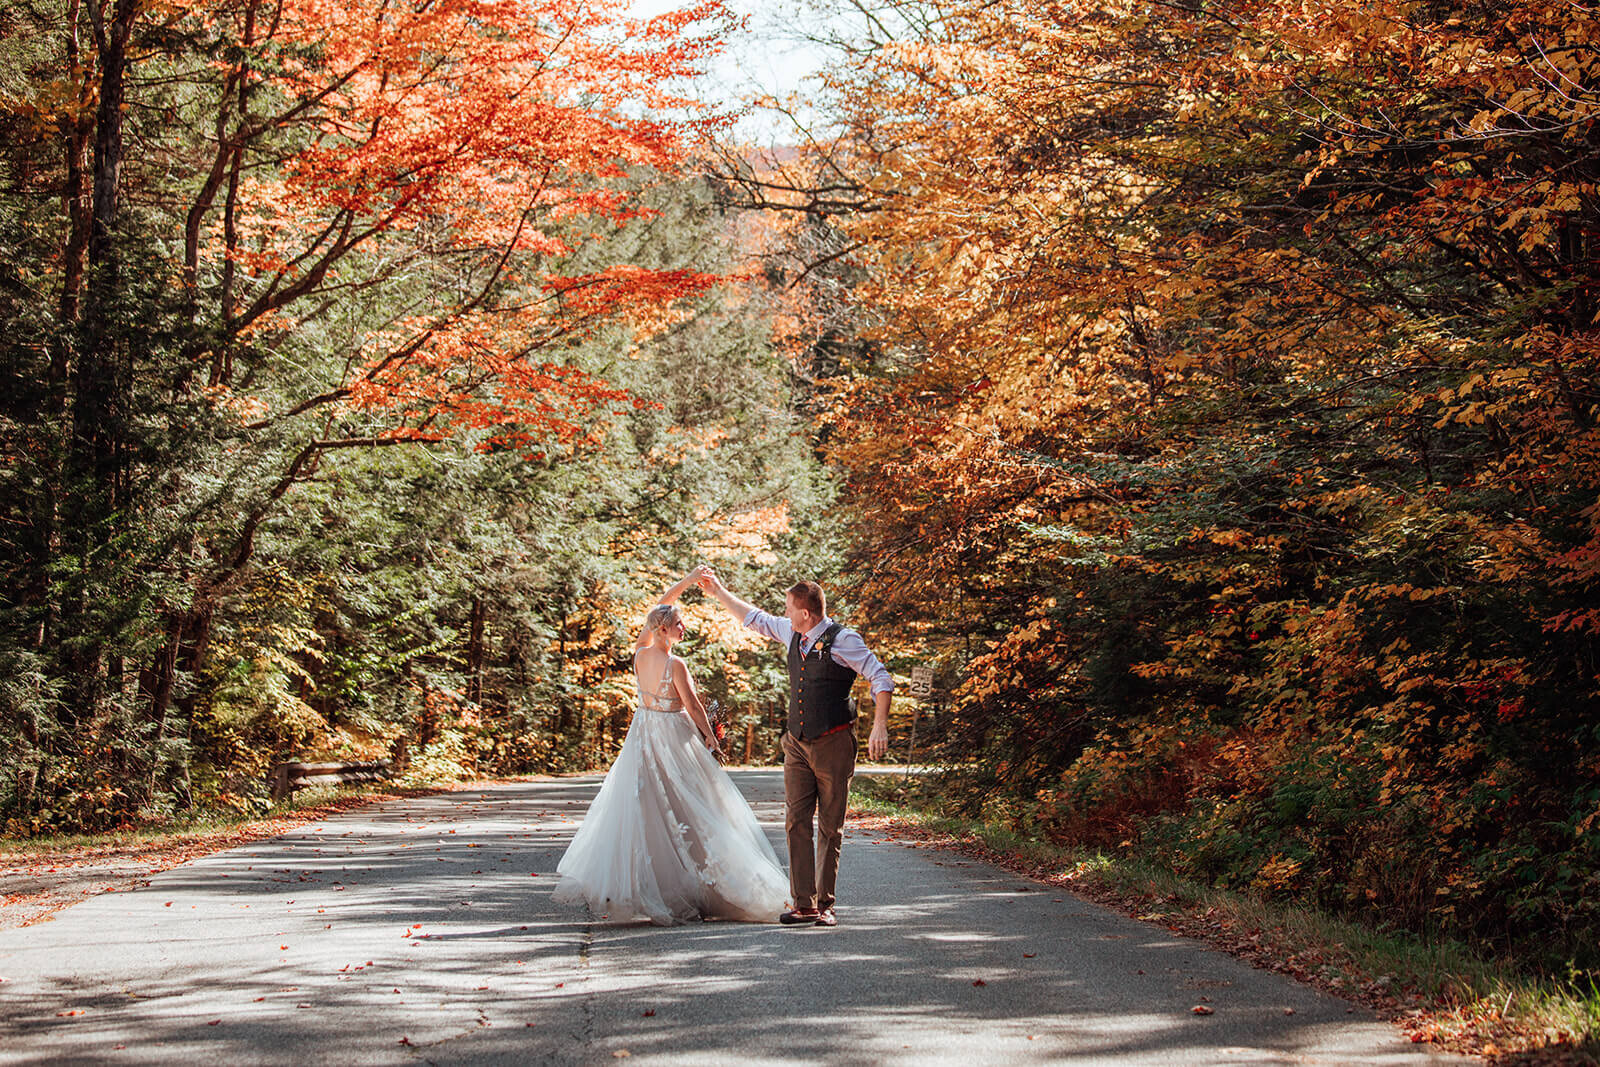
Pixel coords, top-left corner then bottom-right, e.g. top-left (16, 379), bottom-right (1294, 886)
top-left (773, 0), bottom-right (1600, 959)
top-left (0, 0), bottom-right (745, 824)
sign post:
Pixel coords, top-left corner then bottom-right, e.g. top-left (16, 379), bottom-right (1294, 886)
top-left (906, 667), bottom-right (935, 775)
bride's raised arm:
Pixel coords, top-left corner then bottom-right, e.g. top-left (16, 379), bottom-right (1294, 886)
top-left (634, 566), bottom-right (710, 651)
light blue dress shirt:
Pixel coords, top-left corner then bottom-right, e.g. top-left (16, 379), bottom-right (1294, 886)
top-left (742, 610), bottom-right (895, 696)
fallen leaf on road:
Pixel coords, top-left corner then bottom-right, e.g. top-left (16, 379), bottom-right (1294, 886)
top-left (1023, 953), bottom-right (1036, 958)
top-left (613, 1052), bottom-right (631, 1059)
top-left (399, 1037), bottom-right (413, 1046)
top-left (56, 1010), bottom-right (84, 1017)
top-left (972, 980), bottom-right (987, 987)
top-left (207, 1019), bottom-right (221, 1026)
top-left (642, 1009), bottom-right (655, 1017)
top-left (1191, 1006), bottom-right (1214, 1015)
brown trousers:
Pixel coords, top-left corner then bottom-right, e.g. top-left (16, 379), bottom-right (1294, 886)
top-left (781, 728), bottom-right (856, 912)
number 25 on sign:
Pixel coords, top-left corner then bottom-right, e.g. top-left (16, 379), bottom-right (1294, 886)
top-left (910, 667), bottom-right (934, 699)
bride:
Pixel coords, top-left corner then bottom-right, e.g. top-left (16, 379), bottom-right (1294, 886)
top-left (551, 567), bottom-right (790, 925)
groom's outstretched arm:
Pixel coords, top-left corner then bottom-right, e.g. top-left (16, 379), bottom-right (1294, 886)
top-left (701, 570), bottom-right (793, 647)
top-left (699, 570), bottom-right (758, 625)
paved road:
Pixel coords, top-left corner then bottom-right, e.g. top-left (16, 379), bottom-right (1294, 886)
top-left (0, 772), bottom-right (1469, 1065)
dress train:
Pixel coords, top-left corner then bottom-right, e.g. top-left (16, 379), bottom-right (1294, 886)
top-left (551, 656), bottom-right (788, 925)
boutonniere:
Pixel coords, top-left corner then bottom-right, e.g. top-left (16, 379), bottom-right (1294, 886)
top-left (814, 629), bottom-right (835, 659)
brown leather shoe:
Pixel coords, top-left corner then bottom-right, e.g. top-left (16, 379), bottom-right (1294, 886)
top-left (814, 908), bottom-right (837, 927)
top-left (779, 908), bottom-right (820, 925)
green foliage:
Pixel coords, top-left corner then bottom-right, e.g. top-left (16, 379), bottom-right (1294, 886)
top-left (0, 0), bottom-right (828, 836)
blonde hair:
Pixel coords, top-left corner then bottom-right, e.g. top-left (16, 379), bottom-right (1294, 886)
top-left (645, 604), bottom-right (681, 636)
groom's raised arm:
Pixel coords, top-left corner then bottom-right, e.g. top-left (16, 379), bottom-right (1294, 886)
top-left (700, 570), bottom-right (757, 624)
top-left (700, 572), bottom-right (788, 646)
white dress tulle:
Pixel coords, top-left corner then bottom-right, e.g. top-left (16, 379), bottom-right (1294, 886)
top-left (551, 654), bottom-right (789, 925)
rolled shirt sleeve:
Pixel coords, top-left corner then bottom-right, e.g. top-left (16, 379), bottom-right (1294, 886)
top-left (742, 607), bottom-right (793, 646)
top-left (827, 629), bottom-right (896, 696)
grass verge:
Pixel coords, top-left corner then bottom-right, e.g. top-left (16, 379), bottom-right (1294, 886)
top-left (849, 777), bottom-right (1599, 1066)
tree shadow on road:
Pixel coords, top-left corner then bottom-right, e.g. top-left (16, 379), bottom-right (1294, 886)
top-left (0, 776), bottom-right (1459, 1065)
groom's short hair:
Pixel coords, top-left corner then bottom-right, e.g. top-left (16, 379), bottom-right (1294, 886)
top-left (786, 581), bottom-right (825, 617)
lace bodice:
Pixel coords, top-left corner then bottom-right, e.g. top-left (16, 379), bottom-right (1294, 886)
top-left (638, 653), bottom-right (683, 712)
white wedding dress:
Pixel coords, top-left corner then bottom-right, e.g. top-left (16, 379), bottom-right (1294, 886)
top-left (551, 654), bottom-right (789, 925)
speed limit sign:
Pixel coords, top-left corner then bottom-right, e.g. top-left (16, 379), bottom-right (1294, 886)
top-left (909, 666), bottom-right (934, 698)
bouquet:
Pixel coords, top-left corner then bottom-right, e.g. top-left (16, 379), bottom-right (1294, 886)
top-left (706, 700), bottom-right (728, 749)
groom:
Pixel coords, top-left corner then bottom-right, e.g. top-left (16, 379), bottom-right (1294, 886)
top-left (699, 571), bottom-right (893, 927)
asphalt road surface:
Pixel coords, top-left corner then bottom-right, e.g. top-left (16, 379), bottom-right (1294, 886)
top-left (0, 771), bottom-right (1471, 1065)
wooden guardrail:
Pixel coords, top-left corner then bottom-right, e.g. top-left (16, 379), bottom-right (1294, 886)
top-left (267, 759), bottom-right (392, 804)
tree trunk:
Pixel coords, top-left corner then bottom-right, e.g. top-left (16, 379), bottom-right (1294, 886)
top-left (556, 608), bottom-right (573, 732)
top-left (142, 609), bottom-right (186, 746)
top-left (466, 596), bottom-right (486, 706)
top-left (58, 0), bottom-right (140, 724)
top-left (59, 0), bottom-right (93, 329)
